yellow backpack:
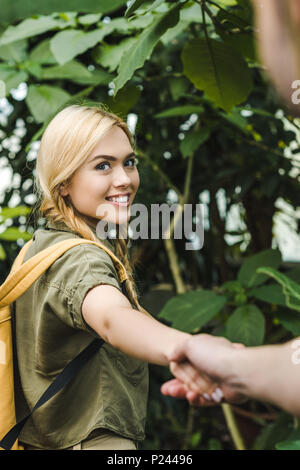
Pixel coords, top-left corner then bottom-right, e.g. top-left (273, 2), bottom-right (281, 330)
top-left (0, 237), bottom-right (128, 451)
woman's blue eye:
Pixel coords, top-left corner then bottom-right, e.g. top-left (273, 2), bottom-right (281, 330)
top-left (126, 157), bottom-right (139, 167)
top-left (95, 157), bottom-right (138, 171)
top-left (96, 162), bottom-right (110, 171)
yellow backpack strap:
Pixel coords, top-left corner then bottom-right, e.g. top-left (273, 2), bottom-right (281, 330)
top-left (4, 240), bottom-right (34, 281)
top-left (0, 238), bottom-right (128, 308)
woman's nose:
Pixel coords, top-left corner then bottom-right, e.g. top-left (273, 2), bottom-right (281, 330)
top-left (112, 166), bottom-right (132, 186)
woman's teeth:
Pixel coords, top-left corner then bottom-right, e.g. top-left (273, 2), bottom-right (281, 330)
top-left (106, 196), bottom-right (129, 203)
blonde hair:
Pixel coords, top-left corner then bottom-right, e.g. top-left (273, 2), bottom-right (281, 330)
top-left (34, 103), bottom-right (150, 317)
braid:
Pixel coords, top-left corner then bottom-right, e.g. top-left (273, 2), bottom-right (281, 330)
top-left (114, 235), bottom-right (151, 317)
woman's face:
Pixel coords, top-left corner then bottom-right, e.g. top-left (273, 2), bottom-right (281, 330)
top-left (60, 125), bottom-right (140, 228)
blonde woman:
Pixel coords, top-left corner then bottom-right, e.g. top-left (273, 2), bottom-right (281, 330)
top-left (14, 104), bottom-right (217, 451)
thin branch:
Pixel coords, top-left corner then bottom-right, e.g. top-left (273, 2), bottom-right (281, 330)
top-left (136, 148), bottom-right (181, 196)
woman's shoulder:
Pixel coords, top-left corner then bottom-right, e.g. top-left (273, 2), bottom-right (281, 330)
top-left (21, 223), bottom-right (121, 289)
top-left (26, 222), bottom-right (115, 262)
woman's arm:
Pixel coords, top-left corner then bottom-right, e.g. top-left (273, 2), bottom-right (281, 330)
top-left (82, 283), bottom-right (190, 366)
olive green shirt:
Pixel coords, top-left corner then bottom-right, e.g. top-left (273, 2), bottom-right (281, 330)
top-left (14, 220), bottom-right (149, 450)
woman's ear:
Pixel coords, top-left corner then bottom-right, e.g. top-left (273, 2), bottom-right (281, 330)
top-left (59, 183), bottom-right (69, 197)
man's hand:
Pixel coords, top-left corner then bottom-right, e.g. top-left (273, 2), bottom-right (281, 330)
top-left (161, 334), bottom-right (247, 405)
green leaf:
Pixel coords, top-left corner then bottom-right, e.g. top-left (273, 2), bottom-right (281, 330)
top-left (26, 84), bottom-right (71, 123)
top-left (226, 304), bottom-right (265, 346)
top-left (0, 64), bottom-right (28, 95)
top-left (219, 31), bottom-right (256, 62)
top-left (256, 267), bottom-right (300, 312)
top-left (78, 13), bottom-right (102, 25)
top-left (0, 39), bottom-right (28, 62)
top-left (50, 29), bottom-right (108, 65)
top-left (180, 127), bottom-right (211, 158)
top-left (0, 206), bottom-right (31, 221)
top-left (249, 284), bottom-right (288, 307)
top-left (208, 438), bottom-right (222, 450)
top-left (129, 0), bottom-right (166, 18)
top-left (181, 38), bottom-right (253, 113)
top-left (0, 227), bottom-right (32, 241)
top-left (190, 430), bottom-right (202, 448)
top-left (155, 105), bottom-right (204, 118)
top-left (93, 37), bottom-right (138, 72)
top-left (0, 244), bottom-right (6, 260)
top-left (0, 16), bottom-right (68, 45)
top-left (113, 3), bottom-right (182, 95)
top-left (252, 413), bottom-right (294, 450)
top-left (219, 107), bottom-right (249, 133)
top-left (0, 0), bottom-right (128, 26)
top-left (284, 266), bottom-right (300, 283)
top-left (216, 0), bottom-right (238, 5)
top-left (0, 80), bottom-right (4, 98)
top-left (106, 84), bottom-right (141, 117)
top-left (237, 248), bottom-right (282, 288)
top-left (276, 310), bottom-right (300, 336)
top-left (29, 39), bottom-right (57, 65)
top-left (125, 0), bottom-right (150, 18)
top-left (41, 60), bottom-right (111, 85)
top-left (275, 440), bottom-right (300, 450)
top-left (158, 289), bottom-right (227, 333)
top-left (168, 77), bottom-right (190, 101)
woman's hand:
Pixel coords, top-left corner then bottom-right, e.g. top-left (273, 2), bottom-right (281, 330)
top-left (161, 377), bottom-right (224, 406)
top-left (162, 359), bottom-right (224, 406)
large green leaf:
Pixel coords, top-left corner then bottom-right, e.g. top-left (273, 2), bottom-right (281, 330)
top-left (237, 248), bottom-right (282, 288)
top-left (113, 3), bottom-right (182, 95)
top-left (50, 29), bottom-right (108, 65)
top-left (0, 15), bottom-right (71, 45)
top-left (158, 289), bottom-right (227, 333)
top-left (26, 84), bottom-right (71, 123)
top-left (0, 0), bottom-right (128, 26)
top-left (225, 304), bottom-right (265, 346)
top-left (256, 267), bottom-right (300, 312)
top-left (249, 284), bottom-right (288, 307)
top-left (181, 38), bottom-right (253, 113)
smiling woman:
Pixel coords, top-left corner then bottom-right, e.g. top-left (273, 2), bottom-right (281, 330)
top-left (11, 103), bottom-right (218, 451)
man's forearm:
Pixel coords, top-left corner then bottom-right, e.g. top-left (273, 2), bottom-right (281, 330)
top-left (231, 339), bottom-right (300, 416)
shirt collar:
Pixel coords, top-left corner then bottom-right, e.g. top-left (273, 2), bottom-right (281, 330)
top-left (45, 220), bottom-right (116, 253)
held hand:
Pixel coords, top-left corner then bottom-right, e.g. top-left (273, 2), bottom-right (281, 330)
top-left (161, 378), bottom-right (223, 407)
top-left (162, 334), bottom-right (247, 405)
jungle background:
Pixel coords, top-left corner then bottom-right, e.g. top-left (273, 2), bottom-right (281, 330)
top-left (0, 0), bottom-right (300, 450)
